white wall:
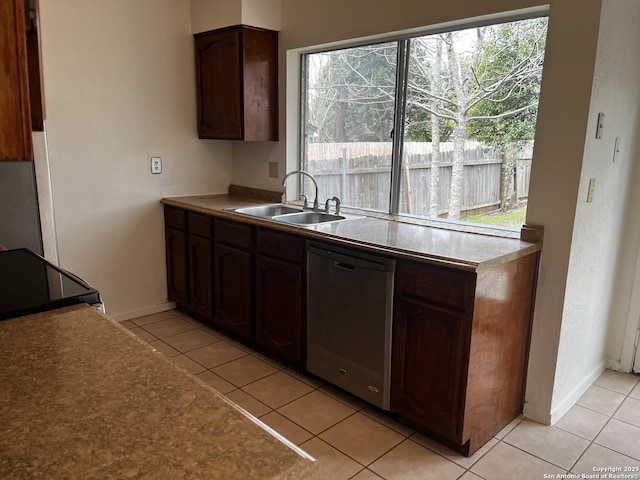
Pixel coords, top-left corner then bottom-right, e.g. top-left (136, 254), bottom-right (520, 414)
top-left (39, 0), bottom-right (232, 319)
top-left (598, 0), bottom-right (640, 371)
top-left (548, 0), bottom-right (640, 420)
top-left (191, 0), bottom-right (241, 33)
top-left (191, 0), bottom-right (281, 34)
top-left (241, 0), bottom-right (281, 31)
top-left (231, 0), bottom-right (610, 423)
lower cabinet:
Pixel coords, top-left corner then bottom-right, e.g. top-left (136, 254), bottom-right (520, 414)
top-left (165, 226), bottom-right (188, 307)
top-left (392, 297), bottom-right (465, 440)
top-left (391, 255), bottom-right (539, 456)
top-left (255, 229), bottom-right (305, 367)
top-left (214, 242), bottom-right (253, 340)
top-left (188, 234), bottom-right (213, 319)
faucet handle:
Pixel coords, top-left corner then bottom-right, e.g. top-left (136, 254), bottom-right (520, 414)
top-left (299, 194), bottom-right (309, 208)
top-left (325, 196), bottom-right (341, 214)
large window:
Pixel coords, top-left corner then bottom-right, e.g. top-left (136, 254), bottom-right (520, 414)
top-left (301, 16), bottom-right (548, 230)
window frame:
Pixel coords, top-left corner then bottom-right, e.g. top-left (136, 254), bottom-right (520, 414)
top-left (297, 8), bottom-right (549, 232)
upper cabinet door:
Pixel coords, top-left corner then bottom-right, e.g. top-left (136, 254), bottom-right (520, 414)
top-left (195, 28), bottom-right (243, 140)
top-left (194, 25), bottom-right (278, 141)
top-left (0, 0), bottom-right (32, 161)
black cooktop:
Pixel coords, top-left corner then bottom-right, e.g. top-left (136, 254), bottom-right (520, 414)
top-left (0, 248), bottom-right (101, 320)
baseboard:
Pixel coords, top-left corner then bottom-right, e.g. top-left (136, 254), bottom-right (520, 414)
top-left (523, 402), bottom-right (552, 425)
top-left (523, 361), bottom-right (606, 425)
top-left (605, 358), bottom-right (632, 374)
top-left (548, 361), bottom-right (606, 425)
top-left (110, 302), bottom-right (176, 322)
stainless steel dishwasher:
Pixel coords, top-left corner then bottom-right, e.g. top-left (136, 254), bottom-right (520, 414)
top-left (306, 241), bottom-right (396, 410)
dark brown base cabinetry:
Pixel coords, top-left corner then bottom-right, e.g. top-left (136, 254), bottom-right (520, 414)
top-left (164, 210), bottom-right (306, 366)
top-left (163, 202), bottom-right (541, 457)
top-left (392, 254), bottom-right (539, 456)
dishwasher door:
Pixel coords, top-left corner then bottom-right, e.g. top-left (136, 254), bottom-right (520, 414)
top-left (307, 242), bottom-right (395, 410)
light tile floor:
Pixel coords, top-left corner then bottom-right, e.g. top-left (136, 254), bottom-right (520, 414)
top-left (123, 310), bottom-right (640, 480)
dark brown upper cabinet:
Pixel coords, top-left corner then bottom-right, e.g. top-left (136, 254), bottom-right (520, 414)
top-left (1, 0), bottom-right (32, 161)
top-left (194, 25), bottom-right (278, 141)
top-left (0, 0), bottom-right (45, 162)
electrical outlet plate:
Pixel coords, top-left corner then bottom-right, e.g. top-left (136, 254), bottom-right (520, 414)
top-left (151, 157), bottom-right (162, 174)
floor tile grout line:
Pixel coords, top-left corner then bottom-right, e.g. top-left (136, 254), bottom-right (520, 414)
top-left (500, 431), bottom-right (584, 473)
top-left (574, 399), bottom-right (625, 418)
top-left (129, 311), bottom-right (176, 325)
top-left (140, 323), bottom-right (200, 338)
top-left (511, 441), bottom-right (571, 472)
top-left (593, 374), bottom-right (640, 396)
top-left (590, 417), bottom-right (640, 463)
top-left (608, 415), bottom-right (640, 431)
top-left (238, 376), bottom-right (316, 411)
top-left (183, 347), bottom-right (253, 372)
top-left (456, 432), bottom-right (504, 479)
top-left (159, 328), bottom-right (224, 348)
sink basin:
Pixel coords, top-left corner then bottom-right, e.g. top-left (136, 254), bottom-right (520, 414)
top-left (233, 204), bottom-right (304, 218)
top-left (229, 203), bottom-right (359, 226)
top-left (273, 211), bottom-right (346, 225)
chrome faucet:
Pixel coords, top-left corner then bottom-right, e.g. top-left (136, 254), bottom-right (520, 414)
top-left (282, 170), bottom-right (319, 210)
top-left (325, 196), bottom-right (341, 215)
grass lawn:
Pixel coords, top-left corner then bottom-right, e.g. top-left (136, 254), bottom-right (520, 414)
top-left (465, 204), bottom-right (527, 228)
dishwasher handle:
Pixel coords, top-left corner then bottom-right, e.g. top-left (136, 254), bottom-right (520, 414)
top-left (308, 244), bottom-right (393, 272)
top-left (334, 261), bottom-right (356, 271)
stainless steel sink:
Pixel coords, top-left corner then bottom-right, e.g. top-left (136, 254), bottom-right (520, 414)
top-left (232, 204), bottom-right (303, 217)
top-left (273, 211), bottom-right (346, 225)
top-left (229, 203), bottom-right (359, 225)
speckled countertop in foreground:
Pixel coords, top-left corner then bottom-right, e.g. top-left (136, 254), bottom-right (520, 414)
top-left (0, 305), bottom-right (315, 479)
top-left (161, 194), bottom-right (541, 271)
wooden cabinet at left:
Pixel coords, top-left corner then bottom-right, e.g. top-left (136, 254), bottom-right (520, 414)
top-left (164, 206), bottom-right (214, 323)
top-left (1, 0), bottom-right (45, 162)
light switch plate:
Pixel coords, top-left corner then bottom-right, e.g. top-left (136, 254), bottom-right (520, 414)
top-left (596, 113), bottom-right (605, 139)
top-left (268, 162), bottom-right (278, 178)
top-left (151, 157), bottom-right (162, 174)
top-left (613, 136), bottom-right (622, 163)
top-left (587, 178), bottom-right (596, 203)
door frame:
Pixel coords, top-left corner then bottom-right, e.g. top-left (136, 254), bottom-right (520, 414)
top-left (620, 246), bottom-right (640, 373)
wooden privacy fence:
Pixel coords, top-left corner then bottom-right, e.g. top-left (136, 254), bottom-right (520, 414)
top-left (306, 141), bottom-right (532, 216)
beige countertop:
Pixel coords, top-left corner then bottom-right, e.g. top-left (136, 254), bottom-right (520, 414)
top-left (0, 305), bottom-right (315, 479)
top-left (161, 194), bottom-right (541, 271)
